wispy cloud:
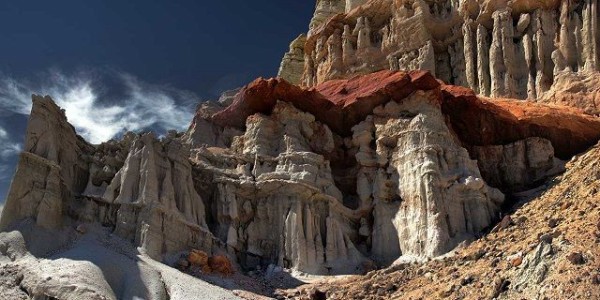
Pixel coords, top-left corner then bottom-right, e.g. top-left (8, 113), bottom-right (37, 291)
top-left (0, 126), bottom-right (22, 185)
top-left (0, 127), bottom-right (22, 159)
top-left (0, 70), bottom-right (199, 144)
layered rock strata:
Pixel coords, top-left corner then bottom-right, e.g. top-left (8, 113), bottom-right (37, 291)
top-left (281, 0), bottom-right (600, 112)
top-left (187, 70), bottom-right (600, 271)
top-left (2, 71), bottom-right (600, 276)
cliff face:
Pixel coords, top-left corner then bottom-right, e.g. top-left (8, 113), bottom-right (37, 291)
top-left (279, 0), bottom-right (600, 114)
top-left (0, 97), bottom-right (218, 262)
top-left (3, 69), bottom-right (599, 281)
top-left (0, 96), bottom-right (93, 231)
top-left (1, 1), bottom-right (600, 298)
top-left (281, 141), bottom-right (600, 300)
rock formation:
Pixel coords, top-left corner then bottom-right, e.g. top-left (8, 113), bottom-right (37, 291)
top-left (3, 69), bottom-right (600, 281)
top-left (278, 35), bottom-right (307, 85)
top-left (278, 0), bottom-right (600, 113)
top-left (1, 96), bottom-right (219, 262)
top-left (473, 137), bottom-right (565, 192)
top-left (1, 1), bottom-right (600, 298)
top-left (352, 90), bottom-right (503, 261)
top-left (281, 138), bottom-right (600, 299)
top-left (0, 95), bottom-right (93, 231)
top-left (539, 70), bottom-right (600, 115)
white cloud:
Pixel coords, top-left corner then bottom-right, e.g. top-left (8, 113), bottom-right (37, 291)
top-left (0, 126), bottom-right (22, 185)
top-left (0, 127), bottom-right (22, 159)
top-left (0, 78), bottom-right (32, 116)
top-left (0, 70), bottom-right (198, 144)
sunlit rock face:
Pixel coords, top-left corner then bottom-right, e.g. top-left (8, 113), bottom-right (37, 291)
top-left (186, 71), bottom-right (600, 272)
top-left (279, 0), bottom-right (600, 113)
top-left (278, 34), bottom-right (308, 85)
top-left (3, 69), bottom-right (600, 277)
top-left (308, 0), bottom-right (347, 37)
top-left (0, 96), bottom-right (93, 231)
top-left (539, 70), bottom-right (600, 116)
top-left (351, 90), bottom-right (503, 263)
top-left (192, 101), bottom-right (369, 274)
top-left (1, 96), bottom-right (218, 262)
top-left (4, 67), bottom-right (600, 277)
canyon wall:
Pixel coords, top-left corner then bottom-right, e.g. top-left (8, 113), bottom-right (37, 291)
top-left (0, 96), bottom-right (219, 261)
top-left (2, 1), bottom-right (600, 279)
top-left (279, 0), bottom-right (600, 114)
top-left (185, 70), bottom-right (600, 272)
top-left (2, 70), bottom-right (600, 276)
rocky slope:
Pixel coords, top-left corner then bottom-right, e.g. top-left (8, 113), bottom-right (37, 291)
top-left (279, 0), bottom-right (600, 114)
top-left (279, 141), bottom-right (600, 299)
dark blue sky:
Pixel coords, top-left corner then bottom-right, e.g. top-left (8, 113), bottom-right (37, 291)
top-left (0, 0), bottom-right (314, 95)
top-left (0, 1), bottom-right (316, 203)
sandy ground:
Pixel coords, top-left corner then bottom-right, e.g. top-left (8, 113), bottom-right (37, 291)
top-left (0, 223), bottom-right (243, 300)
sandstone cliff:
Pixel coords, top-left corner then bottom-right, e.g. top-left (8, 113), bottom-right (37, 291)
top-left (0, 70), bottom-right (599, 300)
top-left (0, 96), bottom-right (219, 262)
top-left (1, 3), bottom-right (600, 298)
top-left (279, 0), bottom-right (600, 114)
top-left (281, 140), bottom-right (600, 299)
top-left (190, 69), bottom-right (600, 275)
top-left (3, 68), bottom-right (600, 281)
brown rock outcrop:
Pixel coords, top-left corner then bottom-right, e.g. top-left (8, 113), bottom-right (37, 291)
top-left (441, 84), bottom-right (600, 159)
top-left (208, 255), bottom-right (234, 276)
top-left (211, 70), bottom-right (438, 135)
top-left (210, 70), bottom-right (600, 159)
top-left (187, 250), bottom-right (234, 276)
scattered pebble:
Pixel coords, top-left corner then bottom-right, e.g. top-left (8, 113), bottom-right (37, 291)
top-left (539, 233), bottom-right (554, 244)
top-left (460, 275), bottom-right (474, 286)
top-left (566, 252), bottom-right (586, 265)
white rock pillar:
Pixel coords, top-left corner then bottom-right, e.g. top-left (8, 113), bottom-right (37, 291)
top-left (463, 18), bottom-right (479, 93)
top-left (477, 24), bottom-right (491, 96)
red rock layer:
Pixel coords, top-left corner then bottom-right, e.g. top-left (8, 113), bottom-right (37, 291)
top-left (208, 70), bottom-right (600, 158)
top-left (442, 85), bottom-right (600, 159)
top-left (211, 70), bottom-right (438, 135)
